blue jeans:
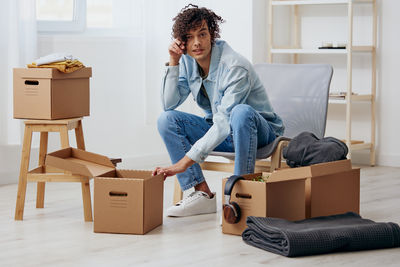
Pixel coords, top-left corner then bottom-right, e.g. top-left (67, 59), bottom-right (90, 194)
top-left (157, 104), bottom-right (276, 191)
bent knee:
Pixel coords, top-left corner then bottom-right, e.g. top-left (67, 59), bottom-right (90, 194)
top-left (157, 110), bottom-right (181, 133)
top-left (230, 104), bottom-right (254, 125)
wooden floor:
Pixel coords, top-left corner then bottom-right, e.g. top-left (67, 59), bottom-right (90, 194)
top-left (1, 166), bottom-right (400, 266)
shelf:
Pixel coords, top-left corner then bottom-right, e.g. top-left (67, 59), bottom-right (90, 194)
top-left (27, 166), bottom-right (89, 182)
top-left (271, 0), bottom-right (373, 6)
top-left (270, 46), bottom-right (373, 54)
top-left (351, 142), bottom-right (373, 151)
top-left (271, 48), bottom-right (346, 54)
top-left (338, 140), bottom-right (373, 151)
top-left (268, 0), bottom-right (376, 165)
top-left (329, 94), bottom-right (373, 103)
top-left (353, 46), bottom-right (374, 52)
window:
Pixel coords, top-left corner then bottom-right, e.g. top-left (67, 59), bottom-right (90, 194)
top-left (37, 0), bottom-right (74, 21)
top-left (37, 0), bottom-right (143, 35)
top-left (86, 0), bottom-right (113, 28)
top-left (37, 0), bottom-right (86, 32)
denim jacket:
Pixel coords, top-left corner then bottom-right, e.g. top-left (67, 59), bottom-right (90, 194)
top-left (161, 40), bottom-right (284, 163)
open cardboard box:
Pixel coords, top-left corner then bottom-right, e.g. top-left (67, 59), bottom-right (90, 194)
top-left (13, 67), bottom-right (92, 120)
top-left (222, 159), bottom-right (360, 235)
top-left (45, 148), bottom-right (164, 235)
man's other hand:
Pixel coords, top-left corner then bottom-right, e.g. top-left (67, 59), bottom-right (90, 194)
top-left (152, 156), bottom-right (195, 180)
top-left (168, 38), bottom-right (185, 66)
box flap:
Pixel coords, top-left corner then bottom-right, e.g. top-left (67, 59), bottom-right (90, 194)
top-left (45, 147), bottom-right (115, 177)
top-left (308, 159), bottom-right (352, 176)
top-left (267, 160), bottom-right (352, 183)
top-left (232, 172), bottom-right (307, 184)
top-left (13, 67), bottom-right (92, 79)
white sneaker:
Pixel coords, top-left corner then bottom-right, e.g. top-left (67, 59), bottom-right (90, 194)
top-left (167, 191), bottom-right (216, 217)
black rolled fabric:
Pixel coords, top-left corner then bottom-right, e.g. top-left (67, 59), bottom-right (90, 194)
top-left (242, 212), bottom-right (400, 257)
top-left (282, 131), bottom-right (348, 167)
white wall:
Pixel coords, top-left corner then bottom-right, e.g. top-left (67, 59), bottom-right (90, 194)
top-left (376, 0), bottom-right (400, 166)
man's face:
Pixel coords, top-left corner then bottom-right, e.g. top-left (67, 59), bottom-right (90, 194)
top-left (185, 20), bottom-right (212, 64)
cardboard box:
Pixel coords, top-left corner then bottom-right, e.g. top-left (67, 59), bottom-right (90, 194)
top-left (222, 159), bottom-right (360, 235)
top-left (45, 148), bottom-right (164, 235)
top-left (13, 67), bottom-right (92, 120)
top-left (222, 172), bottom-right (306, 236)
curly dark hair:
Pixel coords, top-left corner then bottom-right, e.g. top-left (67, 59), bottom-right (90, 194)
top-left (172, 4), bottom-right (224, 46)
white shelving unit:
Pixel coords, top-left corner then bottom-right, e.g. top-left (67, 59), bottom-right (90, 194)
top-left (268, 0), bottom-right (377, 165)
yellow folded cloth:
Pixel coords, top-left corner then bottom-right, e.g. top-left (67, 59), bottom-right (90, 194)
top-left (27, 59), bottom-right (85, 73)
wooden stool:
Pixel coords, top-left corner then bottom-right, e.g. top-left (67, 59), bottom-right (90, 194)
top-left (14, 117), bottom-right (92, 221)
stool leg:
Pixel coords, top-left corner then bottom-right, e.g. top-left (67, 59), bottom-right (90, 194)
top-left (15, 126), bottom-right (33, 220)
top-left (36, 132), bottom-right (48, 208)
top-left (59, 127), bottom-right (71, 178)
top-left (75, 120), bottom-right (86, 150)
top-left (74, 120), bottom-right (93, 221)
top-left (81, 179), bottom-right (93, 222)
top-left (173, 177), bottom-right (183, 205)
top-left (59, 126), bottom-right (70, 148)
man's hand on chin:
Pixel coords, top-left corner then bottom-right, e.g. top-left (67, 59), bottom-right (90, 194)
top-left (152, 156), bottom-right (195, 180)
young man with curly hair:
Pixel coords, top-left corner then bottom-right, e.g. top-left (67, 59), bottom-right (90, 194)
top-left (153, 5), bottom-right (284, 217)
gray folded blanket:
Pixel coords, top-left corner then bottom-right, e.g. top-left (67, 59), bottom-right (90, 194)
top-left (242, 212), bottom-right (400, 257)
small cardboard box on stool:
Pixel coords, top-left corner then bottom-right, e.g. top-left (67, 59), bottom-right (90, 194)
top-left (222, 159), bottom-right (360, 235)
top-left (45, 148), bottom-right (164, 235)
top-left (13, 67), bottom-right (92, 120)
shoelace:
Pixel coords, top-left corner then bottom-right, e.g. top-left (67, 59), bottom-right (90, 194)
top-left (176, 191), bottom-right (206, 206)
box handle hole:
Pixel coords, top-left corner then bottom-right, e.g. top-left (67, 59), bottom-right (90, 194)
top-left (109, 191), bottom-right (128, 197)
top-left (235, 193), bottom-right (252, 199)
top-left (25, 80), bottom-right (39, 85)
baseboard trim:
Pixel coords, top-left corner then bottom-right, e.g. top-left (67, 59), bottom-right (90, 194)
top-left (347, 150), bottom-right (400, 168)
top-left (0, 145), bottom-right (22, 185)
top-left (0, 171), bottom-right (19, 185)
top-left (377, 153), bottom-right (400, 167)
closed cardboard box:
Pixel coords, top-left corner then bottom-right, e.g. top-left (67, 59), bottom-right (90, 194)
top-left (222, 160), bottom-right (360, 236)
top-left (222, 173), bottom-right (306, 236)
top-left (45, 148), bottom-right (164, 235)
top-left (94, 170), bottom-right (163, 235)
top-left (13, 67), bottom-right (92, 120)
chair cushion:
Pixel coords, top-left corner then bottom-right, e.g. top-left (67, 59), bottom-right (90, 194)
top-left (210, 136), bottom-right (291, 160)
top-left (255, 136), bottom-right (291, 159)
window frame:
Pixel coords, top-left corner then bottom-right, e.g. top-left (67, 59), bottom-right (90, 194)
top-left (37, 0), bottom-right (87, 33)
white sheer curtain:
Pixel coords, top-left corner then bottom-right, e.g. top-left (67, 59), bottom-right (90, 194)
top-left (0, 0), bottom-right (37, 146)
